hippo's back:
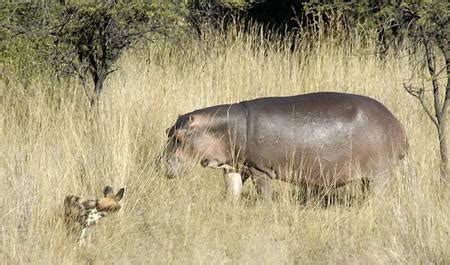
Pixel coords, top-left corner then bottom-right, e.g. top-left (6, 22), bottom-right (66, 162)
top-left (240, 92), bottom-right (407, 186)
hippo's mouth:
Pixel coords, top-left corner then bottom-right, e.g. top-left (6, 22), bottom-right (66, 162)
top-left (200, 159), bottom-right (234, 170)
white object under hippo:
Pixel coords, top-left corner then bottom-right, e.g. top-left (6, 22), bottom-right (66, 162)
top-left (164, 92), bottom-right (408, 202)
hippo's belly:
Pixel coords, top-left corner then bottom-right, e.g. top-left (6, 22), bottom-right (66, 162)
top-left (241, 94), bottom-right (391, 186)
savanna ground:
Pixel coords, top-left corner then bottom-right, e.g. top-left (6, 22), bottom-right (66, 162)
top-left (1, 29), bottom-right (449, 264)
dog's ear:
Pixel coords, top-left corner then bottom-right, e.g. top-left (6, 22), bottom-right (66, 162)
top-left (115, 188), bottom-right (125, 201)
top-left (103, 186), bottom-right (113, 197)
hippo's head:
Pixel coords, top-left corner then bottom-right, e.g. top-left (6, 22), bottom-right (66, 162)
top-left (163, 113), bottom-right (230, 177)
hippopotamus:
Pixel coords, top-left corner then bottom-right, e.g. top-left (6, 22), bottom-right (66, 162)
top-left (164, 92), bottom-right (408, 202)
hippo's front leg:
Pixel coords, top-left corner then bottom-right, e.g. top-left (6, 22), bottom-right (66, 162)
top-left (223, 172), bottom-right (243, 202)
top-left (252, 175), bottom-right (272, 201)
top-left (248, 168), bottom-right (272, 201)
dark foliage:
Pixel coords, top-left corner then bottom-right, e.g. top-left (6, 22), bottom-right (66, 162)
top-left (1, 1), bottom-right (184, 105)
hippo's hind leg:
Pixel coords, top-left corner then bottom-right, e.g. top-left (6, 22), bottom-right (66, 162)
top-left (361, 170), bottom-right (391, 200)
top-left (293, 184), bottom-right (323, 205)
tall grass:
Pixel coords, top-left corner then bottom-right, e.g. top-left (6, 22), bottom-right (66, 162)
top-left (1, 28), bottom-right (449, 264)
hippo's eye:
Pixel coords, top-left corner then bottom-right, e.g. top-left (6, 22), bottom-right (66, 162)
top-left (172, 133), bottom-right (183, 145)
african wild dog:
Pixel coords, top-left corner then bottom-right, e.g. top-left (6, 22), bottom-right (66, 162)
top-left (64, 186), bottom-right (125, 246)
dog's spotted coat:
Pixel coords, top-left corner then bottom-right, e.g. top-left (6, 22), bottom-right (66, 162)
top-left (64, 186), bottom-right (125, 246)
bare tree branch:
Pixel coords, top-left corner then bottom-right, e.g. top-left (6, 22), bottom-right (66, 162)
top-left (403, 82), bottom-right (439, 128)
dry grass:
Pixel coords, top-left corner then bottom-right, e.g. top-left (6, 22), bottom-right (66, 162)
top-left (1, 30), bottom-right (449, 264)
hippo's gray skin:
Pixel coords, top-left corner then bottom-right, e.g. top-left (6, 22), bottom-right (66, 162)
top-left (164, 92), bottom-right (408, 201)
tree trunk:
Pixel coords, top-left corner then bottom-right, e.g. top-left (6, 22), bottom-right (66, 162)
top-left (438, 34), bottom-right (449, 182)
top-left (438, 126), bottom-right (448, 182)
top-left (90, 70), bottom-right (106, 107)
top-left (423, 32), bottom-right (449, 182)
top-left (440, 45), bottom-right (449, 182)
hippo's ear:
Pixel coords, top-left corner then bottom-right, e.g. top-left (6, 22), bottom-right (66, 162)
top-left (187, 115), bottom-right (194, 125)
top-left (186, 114), bottom-right (207, 128)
